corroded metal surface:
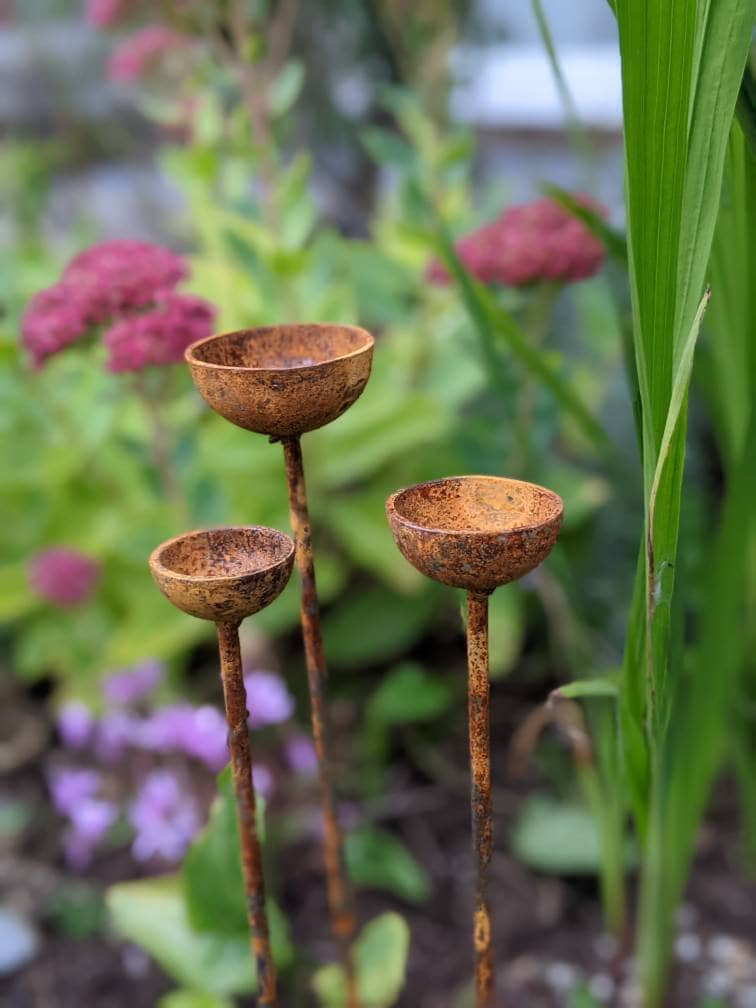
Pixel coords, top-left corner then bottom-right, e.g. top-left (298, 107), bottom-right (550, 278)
top-left (148, 526), bottom-right (294, 623)
top-left (148, 525), bottom-right (294, 1006)
top-left (386, 476), bottom-right (563, 592)
top-left (385, 474), bottom-right (563, 1007)
top-left (282, 435), bottom-right (360, 1008)
top-left (217, 621), bottom-right (278, 1007)
top-left (466, 591), bottom-right (493, 1008)
top-left (185, 323), bottom-right (374, 436)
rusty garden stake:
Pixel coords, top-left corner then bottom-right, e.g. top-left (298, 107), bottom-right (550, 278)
top-left (386, 476), bottom-right (563, 1008)
top-left (149, 525), bottom-right (295, 1008)
top-left (186, 323), bottom-right (374, 1008)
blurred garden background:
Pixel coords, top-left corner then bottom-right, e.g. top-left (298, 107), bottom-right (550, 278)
top-left (1, 1), bottom-right (754, 1006)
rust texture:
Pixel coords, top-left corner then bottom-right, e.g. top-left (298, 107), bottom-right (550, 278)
top-left (185, 323), bottom-right (374, 437)
top-left (386, 475), bottom-right (563, 593)
top-left (216, 620), bottom-right (279, 1007)
top-left (466, 590), bottom-right (494, 1008)
top-left (385, 474), bottom-right (564, 1006)
top-left (148, 525), bottom-right (296, 1006)
top-left (149, 526), bottom-right (294, 623)
top-left (282, 434), bottom-right (359, 1008)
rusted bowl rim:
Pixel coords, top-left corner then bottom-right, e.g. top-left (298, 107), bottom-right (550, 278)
top-left (185, 323), bottom-right (374, 374)
top-left (149, 525), bottom-right (294, 584)
top-left (386, 475), bottom-right (563, 537)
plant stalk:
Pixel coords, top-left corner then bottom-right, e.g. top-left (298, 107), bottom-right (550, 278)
top-left (215, 620), bottom-right (278, 1007)
top-left (466, 590), bottom-right (494, 1007)
top-left (280, 435), bottom-right (359, 1008)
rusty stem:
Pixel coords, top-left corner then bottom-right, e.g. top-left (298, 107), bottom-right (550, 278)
top-left (466, 590), bottom-right (494, 1008)
top-left (216, 621), bottom-right (278, 1008)
top-left (281, 435), bottom-right (360, 1008)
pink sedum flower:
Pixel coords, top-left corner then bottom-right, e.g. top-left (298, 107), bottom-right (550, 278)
top-left (21, 283), bottom-right (93, 367)
top-left (427, 195), bottom-right (606, 288)
top-left (62, 239), bottom-right (187, 320)
top-left (103, 658), bottom-right (163, 707)
top-left (84, 0), bottom-right (127, 27)
top-left (56, 701), bottom-right (95, 750)
top-left (243, 670), bottom-right (294, 728)
top-left (129, 769), bottom-right (201, 863)
top-left (28, 548), bottom-right (99, 607)
top-left (102, 291), bottom-right (215, 373)
top-left (107, 25), bottom-right (182, 82)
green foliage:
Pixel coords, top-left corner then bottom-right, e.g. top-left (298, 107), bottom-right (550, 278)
top-left (312, 913), bottom-right (410, 1008)
top-left (157, 992), bottom-right (233, 1008)
top-left (345, 826), bottom-right (432, 904)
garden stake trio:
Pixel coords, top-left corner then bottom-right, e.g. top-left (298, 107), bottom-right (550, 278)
top-left (149, 324), bottom-right (564, 1008)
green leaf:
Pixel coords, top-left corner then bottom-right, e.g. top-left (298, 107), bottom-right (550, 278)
top-left (106, 875), bottom-right (254, 996)
top-left (366, 661), bottom-right (453, 725)
top-left (554, 677), bottom-right (619, 701)
top-left (345, 827), bottom-right (431, 904)
top-left (487, 587), bottom-right (524, 678)
top-left (181, 769), bottom-right (292, 968)
top-left (157, 992), bottom-right (233, 1008)
top-left (321, 586), bottom-right (440, 668)
top-left (312, 913), bottom-right (410, 1008)
top-left (268, 60), bottom-right (305, 118)
top-left (361, 128), bottom-right (416, 172)
top-left (512, 795), bottom-right (634, 876)
top-left (0, 562), bottom-right (36, 620)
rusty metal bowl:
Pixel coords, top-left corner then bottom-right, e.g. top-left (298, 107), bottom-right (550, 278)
top-left (149, 526), bottom-right (294, 623)
top-left (386, 476), bottom-right (563, 593)
top-left (185, 323), bottom-right (374, 437)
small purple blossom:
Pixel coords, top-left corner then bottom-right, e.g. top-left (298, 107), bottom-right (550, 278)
top-left (94, 710), bottom-right (143, 762)
top-left (129, 769), bottom-right (201, 863)
top-left (48, 767), bottom-right (101, 817)
top-left (285, 734), bottom-right (318, 776)
top-left (56, 701), bottom-right (94, 750)
top-left (63, 798), bottom-right (118, 869)
top-left (28, 548), bottom-right (99, 607)
top-left (103, 659), bottom-right (163, 707)
top-left (252, 764), bottom-right (274, 800)
top-left (139, 703), bottom-right (228, 771)
top-left (243, 671), bottom-right (294, 728)
top-left (107, 25), bottom-right (183, 82)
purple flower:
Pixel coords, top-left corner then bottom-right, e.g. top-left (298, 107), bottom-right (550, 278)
top-left (103, 659), bottom-right (163, 707)
top-left (427, 195), bottom-right (606, 288)
top-left (139, 703), bottom-right (228, 771)
top-left (94, 710), bottom-right (143, 762)
top-left (56, 701), bottom-right (94, 750)
top-left (285, 734), bottom-right (318, 776)
top-left (243, 671), bottom-right (294, 728)
top-left (252, 765), bottom-right (274, 800)
top-left (20, 283), bottom-right (93, 366)
top-left (107, 25), bottom-right (183, 82)
top-left (28, 548), bottom-right (99, 607)
top-left (129, 769), bottom-right (201, 863)
top-left (63, 799), bottom-right (118, 869)
top-left (102, 291), bottom-right (215, 373)
top-left (48, 767), bottom-right (101, 817)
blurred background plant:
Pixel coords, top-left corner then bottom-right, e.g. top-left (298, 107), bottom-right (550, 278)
top-left (1, 1), bottom-right (754, 1007)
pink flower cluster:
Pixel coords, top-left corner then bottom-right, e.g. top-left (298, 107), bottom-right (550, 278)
top-left (427, 195), bottom-right (606, 288)
top-left (21, 239), bottom-right (215, 370)
top-left (28, 548), bottom-right (100, 607)
top-left (84, 0), bottom-right (127, 28)
top-left (107, 25), bottom-right (182, 82)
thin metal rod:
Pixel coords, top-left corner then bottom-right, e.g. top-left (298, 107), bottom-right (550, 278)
top-left (466, 590), bottom-right (494, 1007)
top-left (281, 434), bottom-right (359, 1008)
top-left (216, 620), bottom-right (278, 1007)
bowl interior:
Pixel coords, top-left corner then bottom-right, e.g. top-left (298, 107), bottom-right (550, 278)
top-left (392, 476), bottom-right (562, 535)
top-left (154, 527), bottom-right (292, 581)
top-left (188, 324), bottom-right (372, 370)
